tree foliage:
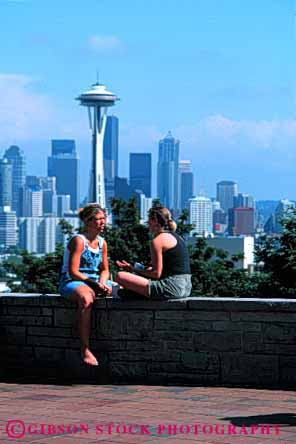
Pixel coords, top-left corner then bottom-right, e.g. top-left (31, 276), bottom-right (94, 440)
top-left (189, 237), bottom-right (256, 297)
top-left (255, 207), bottom-right (296, 297)
top-left (104, 198), bottom-right (150, 277)
top-left (4, 245), bottom-right (63, 294)
top-left (176, 209), bottom-right (194, 237)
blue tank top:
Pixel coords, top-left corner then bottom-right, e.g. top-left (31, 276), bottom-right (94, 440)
top-left (61, 234), bottom-right (104, 278)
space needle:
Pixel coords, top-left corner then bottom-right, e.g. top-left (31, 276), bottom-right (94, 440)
top-left (76, 80), bottom-right (119, 206)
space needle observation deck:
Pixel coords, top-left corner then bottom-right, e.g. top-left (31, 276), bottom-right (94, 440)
top-left (76, 81), bottom-right (119, 206)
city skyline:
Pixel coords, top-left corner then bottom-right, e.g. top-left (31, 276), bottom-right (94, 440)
top-left (0, 135), bottom-right (292, 252)
top-left (0, 133), bottom-right (294, 206)
top-left (0, 1), bottom-right (294, 200)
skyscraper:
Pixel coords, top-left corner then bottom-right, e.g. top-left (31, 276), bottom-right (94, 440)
top-left (0, 209), bottom-right (17, 248)
top-left (0, 158), bottom-right (12, 209)
top-left (234, 193), bottom-right (255, 209)
top-left (19, 185), bottom-right (43, 217)
top-left (139, 194), bottom-right (153, 223)
top-left (114, 177), bottom-right (134, 201)
top-left (179, 160), bottom-right (194, 210)
top-left (55, 195), bottom-right (71, 217)
top-left (48, 140), bottom-right (79, 211)
top-left (157, 131), bottom-right (179, 209)
top-left (19, 216), bottom-right (80, 253)
top-left (129, 153), bottom-right (151, 197)
top-left (4, 145), bottom-right (26, 216)
top-left (189, 196), bottom-right (213, 236)
top-left (264, 199), bottom-right (295, 234)
top-left (228, 207), bottom-right (255, 236)
top-left (103, 115), bottom-right (119, 207)
top-left (216, 180), bottom-right (238, 213)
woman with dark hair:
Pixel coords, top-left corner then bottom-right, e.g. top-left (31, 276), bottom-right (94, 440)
top-left (59, 203), bottom-right (112, 366)
top-left (116, 206), bottom-right (192, 300)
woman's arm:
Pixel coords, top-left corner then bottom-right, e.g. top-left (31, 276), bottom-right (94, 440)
top-left (99, 240), bottom-right (110, 285)
top-left (68, 236), bottom-right (88, 281)
top-left (117, 237), bottom-right (163, 279)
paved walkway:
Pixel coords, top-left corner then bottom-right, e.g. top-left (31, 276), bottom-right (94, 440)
top-left (0, 383), bottom-right (295, 444)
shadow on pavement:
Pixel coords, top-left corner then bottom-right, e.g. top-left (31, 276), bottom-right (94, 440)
top-left (223, 413), bottom-right (296, 427)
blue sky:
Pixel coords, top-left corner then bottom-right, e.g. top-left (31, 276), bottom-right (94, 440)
top-left (0, 0), bottom-right (294, 200)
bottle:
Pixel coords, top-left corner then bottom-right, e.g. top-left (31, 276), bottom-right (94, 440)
top-left (133, 262), bottom-right (145, 270)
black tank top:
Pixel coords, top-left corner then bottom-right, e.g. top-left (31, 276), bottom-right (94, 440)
top-left (160, 232), bottom-right (191, 278)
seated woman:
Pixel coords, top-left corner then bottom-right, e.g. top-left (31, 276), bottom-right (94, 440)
top-left (116, 206), bottom-right (192, 300)
top-left (59, 203), bottom-right (112, 366)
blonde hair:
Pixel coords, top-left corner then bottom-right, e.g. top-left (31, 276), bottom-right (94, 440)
top-left (148, 206), bottom-right (177, 232)
top-left (79, 203), bottom-right (106, 224)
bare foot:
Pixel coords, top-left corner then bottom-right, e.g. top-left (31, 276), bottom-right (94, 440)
top-left (81, 347), bottom-right (99, 366)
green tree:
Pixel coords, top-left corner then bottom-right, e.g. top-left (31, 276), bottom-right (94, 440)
top-left (176, 209), bottom-right (194, 237)
top-left (255, 207), bottom-right (296, 297)
top-left (105, 198), bottom-right (151, 277)
top-left (190, 237), bottom-right (260, 297)
top-left (58, 218), bottom-right (76, 238)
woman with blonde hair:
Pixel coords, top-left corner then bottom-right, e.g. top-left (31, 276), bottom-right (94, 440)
top-left (116, 206), bottom-right (192, 299)
top-left (59, 203), bottom-right (112, 366)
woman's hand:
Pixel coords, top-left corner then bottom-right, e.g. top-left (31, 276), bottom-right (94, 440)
top-left (98, 281), bottom-right (112, 296)
top-left (116, 260), bottom-right (133, 272)
top-left (85, 279), bottom-right (111, 297)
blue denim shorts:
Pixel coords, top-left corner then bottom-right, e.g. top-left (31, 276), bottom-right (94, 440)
top-left (59, 272), bottom-right (113, 298)
top-left (148, 274), bottom-right (192, 300)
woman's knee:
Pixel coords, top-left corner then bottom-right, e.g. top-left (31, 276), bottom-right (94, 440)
top-left (116, 271), bottom-right (129, 285)
top-left (75, 288), bottom-right (95, 308)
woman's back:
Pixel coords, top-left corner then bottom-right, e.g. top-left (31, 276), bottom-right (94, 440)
top-left (160, 232), bottom-right (191, 278)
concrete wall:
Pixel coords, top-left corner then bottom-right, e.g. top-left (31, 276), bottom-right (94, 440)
top-left (1, 294), bottom-right (296, 388)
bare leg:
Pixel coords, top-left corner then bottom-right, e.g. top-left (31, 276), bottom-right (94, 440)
top-left (69, 286), bottom-right (98, 366)
top-left (116, 272), bottom-right (150, 297)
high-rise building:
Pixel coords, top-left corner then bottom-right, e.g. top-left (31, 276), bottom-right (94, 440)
top-left (38, 217), bottom-right (57, 254)
top-left (129, 153), bottom-right (151, 197)
top-left (56, 195), bottom-right (71, 217)
top-left (103, 115), bottom-right (119, 207)
top-left (51, 140), bottom-right (76, 156)
top-left (139, 194), bottom-right (153, 223)
top-left (264, 199), bottom-right (295, 234)
top-left (18, 217), bottom-right (39, 252)
top-left (189, 196), bottom-right (213, 236)
top-left (4, 145), bottom-right (26, 216)
top-left (18, 217), bottom-right (55, 254)
top-left (0, 208), bottom-right (17, 248)
top-left (216, 180), bottom-right (238, 213)
top-left (228, 207), bottom-right (255, 236)
top-left (26, 176), bottom-right (57, 215)
top-left (157, 131), bottom-right (179, 209)
top-left (26, 176), bottom-right (42, 188)
top-left (19, 185), bottom-right (43, 217)
top-left (212, 200), bottom-right (227, 234)
top-left (40, 176), bottom-right (56, 193)
top-left (114, 177), bottom-right (133, 201)
top-left (179, 160), bottom-right (194, 210)
top-left (48, 140), bottom-right (79, 211)
top-left (0, 158), bottom-right (12, 209)
top-left (43, 190), bottom-right (56, 215)
top-left (213, 208), bottom-right (227, 235)
top-left (19, 216), bottom-right (80, 254)
top-left (234, 193), bottom-right (255, 209)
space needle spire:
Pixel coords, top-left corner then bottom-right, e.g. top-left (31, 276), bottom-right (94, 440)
top-left (76, 79), bottom-right (119, 206)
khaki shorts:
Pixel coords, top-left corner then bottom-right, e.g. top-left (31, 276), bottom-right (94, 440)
top-left (148, 274), bottom-right (192, 300)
